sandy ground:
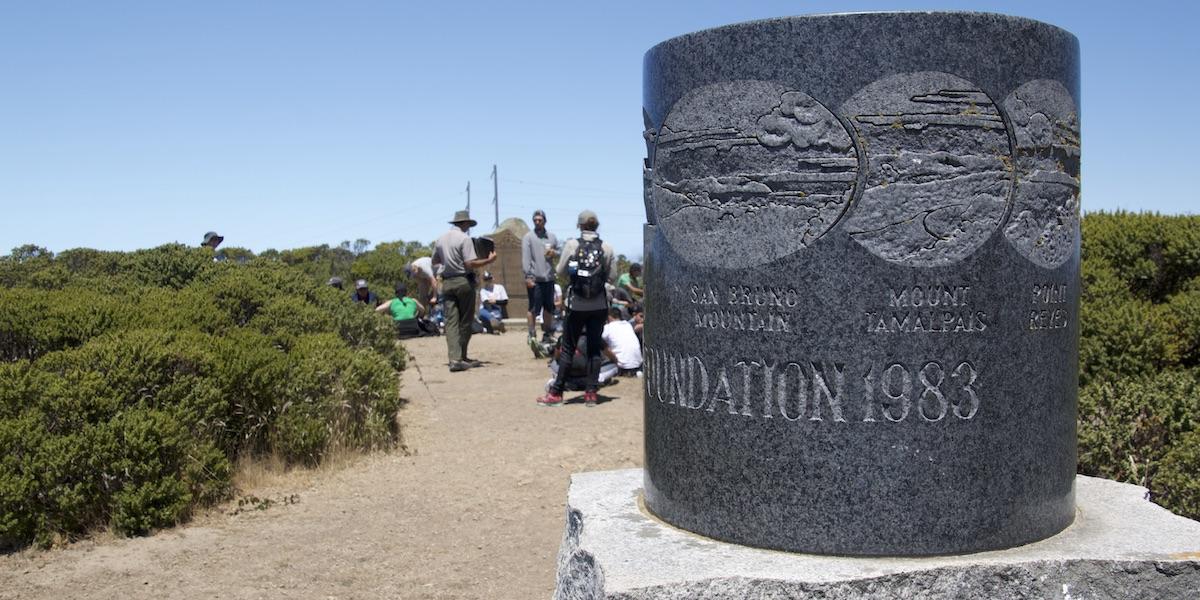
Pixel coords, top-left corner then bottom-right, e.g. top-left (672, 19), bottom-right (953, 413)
top-left (0, 330), bottom-right (644, 599)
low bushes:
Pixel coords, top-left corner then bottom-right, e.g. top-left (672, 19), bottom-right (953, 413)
top-left (0, 245), bottom-right (405, 548)
top-left (1078, 211), bottom-right (1200, 520)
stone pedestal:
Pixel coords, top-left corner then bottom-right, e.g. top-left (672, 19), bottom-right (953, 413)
top-left (555, 470), bottom-right (1200, 600)
top-left (642, 12), bottom-right (1082, 555)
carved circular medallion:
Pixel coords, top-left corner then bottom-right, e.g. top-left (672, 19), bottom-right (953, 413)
top-left (1002, 80), bottom-right (1081, 269)
top-left (649, 81), bottom-right (858, 268)
top-left (840, 72), bottom-right (1013, 267)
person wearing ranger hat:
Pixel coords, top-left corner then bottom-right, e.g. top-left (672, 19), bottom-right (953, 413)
top-left (201, 231), bottom-right (224, 249)
top-left (432, 209), bottom-right (497, 372)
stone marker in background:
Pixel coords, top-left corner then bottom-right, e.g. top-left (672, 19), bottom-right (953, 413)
top-left (640, 12), bottom-right (1081, 555)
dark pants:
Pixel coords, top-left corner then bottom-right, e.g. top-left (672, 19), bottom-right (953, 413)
top-left (551, 308), bottom-right (607, 393)
top-left (442, 275), bottom-right (476, 362)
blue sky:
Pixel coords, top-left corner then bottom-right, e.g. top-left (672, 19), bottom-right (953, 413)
top-left (1, 1), bottom-right (1196, 258)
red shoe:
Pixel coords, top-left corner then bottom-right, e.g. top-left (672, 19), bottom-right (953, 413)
top-left (537, 391), bottom-right (564, 407)
top-left (584, 391), bottom-right (599, 407)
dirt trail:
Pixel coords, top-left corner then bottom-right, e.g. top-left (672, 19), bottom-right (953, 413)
top-left (0, 332), bottom-right (644, 599)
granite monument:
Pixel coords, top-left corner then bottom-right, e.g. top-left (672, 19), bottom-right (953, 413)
top-left (640, 12), bottom-right (1081, 555)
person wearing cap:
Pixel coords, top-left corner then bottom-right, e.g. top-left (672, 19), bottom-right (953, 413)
top-left (536, 209), bottom-right (617, 407)
top-left (477, 271), bottom-right (508, 334)
top-left (327, 276), bottom-right (344, 290)
top-left (521, 209), bottom-right (560, 350)
top-left (201, 231), bottom-right (224, 249)
top-left (432, 210), bottom-right (497, 372)
top-left (350, 279), bottom-right (379, 306)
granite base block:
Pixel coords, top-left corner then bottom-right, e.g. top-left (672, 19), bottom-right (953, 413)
top-left (554, 469), bottom-right (1200, 600)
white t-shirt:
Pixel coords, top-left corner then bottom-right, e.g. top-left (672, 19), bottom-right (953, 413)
top-left (480, 283), bottom-right (508, 307)
top-left (411, 256), bottom-right (434, 279)
top-left (602, 320), bottom-right (642, 370)
top-left (537, 284), bottom-right (564, 325)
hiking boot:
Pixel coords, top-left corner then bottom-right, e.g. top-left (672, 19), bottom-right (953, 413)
top-left (449, 361), bottom-right (470, 372)
top-left (537, 391), bottom-right (564, 407)
top-left (584, 391), bottom-right (599, 407)
top-left (463, 358), bottom-right (483, 368)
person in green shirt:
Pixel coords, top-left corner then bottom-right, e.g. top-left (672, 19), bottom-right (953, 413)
top-left (376, 283), bottom-right (426, 338)
top-left (617, 263), bottom-right (644, 303)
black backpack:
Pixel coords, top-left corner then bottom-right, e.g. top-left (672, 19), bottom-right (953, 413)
top-left (569, 237), bottom-right (607, 299)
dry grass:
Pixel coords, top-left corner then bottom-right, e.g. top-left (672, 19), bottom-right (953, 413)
top-left (229, 446), bottom-right (366, 497)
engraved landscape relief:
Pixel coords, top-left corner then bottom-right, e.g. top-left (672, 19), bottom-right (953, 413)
top-left (648, 80), bottom-right (858, 268)
top-left (841, 72), bottom-right (1013, 267)
top-left (1002, 80), bottom-right (1081, 269)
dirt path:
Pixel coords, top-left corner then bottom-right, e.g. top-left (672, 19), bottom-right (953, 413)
top-left (0, 331), bottom-right (644, 599)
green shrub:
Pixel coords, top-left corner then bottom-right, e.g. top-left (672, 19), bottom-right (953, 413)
top-left (1079, 298), bottom-right (1179, 385)
top-left (106, 410), bottom-right (196, 536)
top-left (55, 247), bottom-right (126, 278)
top-left (209, 330), bottom-right (289, 456)
top-left (1082, 211), bottom-right (1200, 304)
top-left (1156, 430), bottom-right (1200, 520)
top-left (1078, 371), bottom-right (1200, 495)
top-left (123, 244), bottom-right (215, 289)
top-left (33, 330), bottom-right (227, 437)
top-left (0, 289), bottom-right (131, 361)
top-left (1076, 212), bottom-right (1200, 516)
top-left (0, 360), bottom-right (47, 420)
top-left (1166, 286), bottom-right (1200, 367)
top-left (0, 413), bottom-right (46, 548)
top-left (272, 334), bottom-right (349, 465)
top-left (0, 241), bottom-right (407, 549)
top-left (127, 287), bottom-right (231, 335)
top-left (339, 350), bottom-right (402, 449)
top-left (270, 403), bottom-right (331, 467)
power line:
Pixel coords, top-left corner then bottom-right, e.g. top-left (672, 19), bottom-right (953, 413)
top-left (499, 177), bottom-right (631, 196)
top-left (290, 188), bottom-right (467, 243)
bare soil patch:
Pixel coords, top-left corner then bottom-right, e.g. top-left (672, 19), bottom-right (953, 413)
top-left (0, 331), bottom-right (644, 599)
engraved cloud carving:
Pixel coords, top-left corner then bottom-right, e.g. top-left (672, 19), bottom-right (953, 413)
top-left (648, 80), bottom-right (858, 268)
top-left (1002, 80), bottom-right (1081, 269)
top-left (841, 72), bottom-right (1013, 267)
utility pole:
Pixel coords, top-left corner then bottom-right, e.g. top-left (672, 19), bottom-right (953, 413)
top-left (491, 164), bottom-right (499, 230)
top-left (466, 181), bottom-right (471, 212)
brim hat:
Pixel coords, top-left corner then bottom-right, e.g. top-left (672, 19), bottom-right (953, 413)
top-left (355, 279), bottom-right (368, 289)
top-left (449, 210), bottom-right (478, 228)
top-left (202, 231), bottom-right (224, 245)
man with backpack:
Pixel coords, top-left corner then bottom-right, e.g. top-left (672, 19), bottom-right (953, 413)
top-left (536, 210), bottom-right (617, 407)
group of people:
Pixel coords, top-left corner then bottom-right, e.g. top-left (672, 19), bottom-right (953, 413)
top-left (214, 207), bottom-right (646, 407)
top-left (389, 207), bottom-right (646, 408)
top-left (524, 209), bottom-right (644, 407)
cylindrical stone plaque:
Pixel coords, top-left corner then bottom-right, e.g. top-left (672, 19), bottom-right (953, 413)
top-left (641, 12), bottom-right (1079, 555)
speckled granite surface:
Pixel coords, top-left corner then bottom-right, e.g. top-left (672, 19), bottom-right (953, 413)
top-left (554, 470), bottom-right (1200, 600)
top-left (641, 13), bottom-right (1080, 555)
